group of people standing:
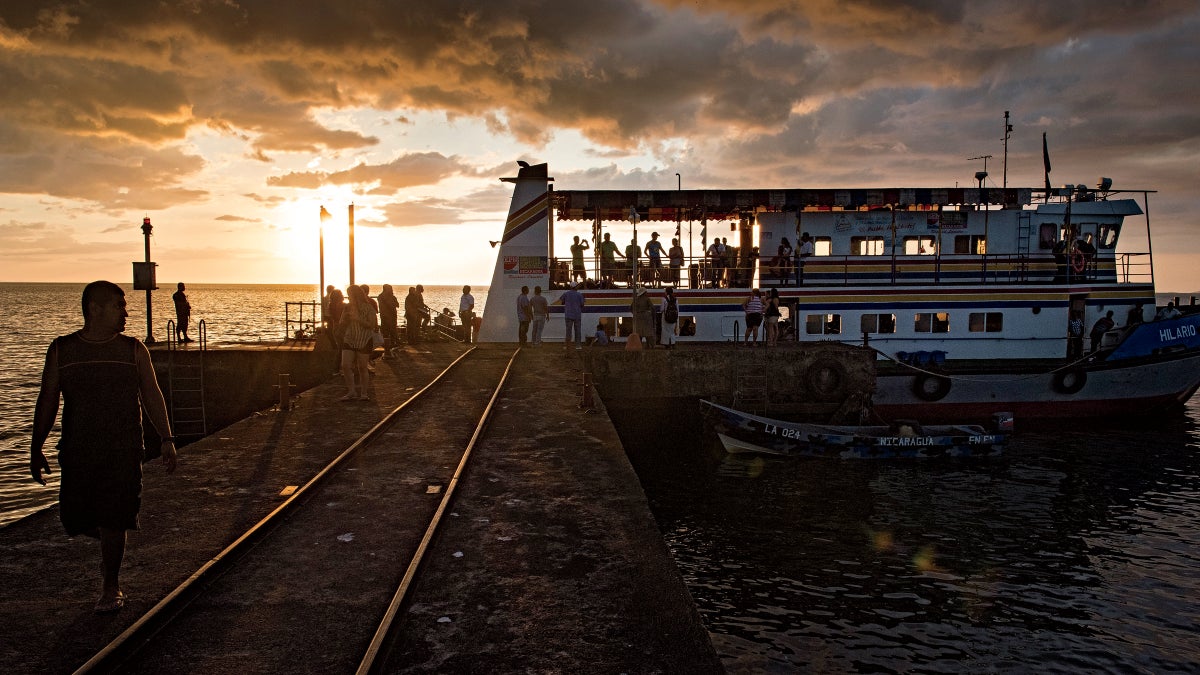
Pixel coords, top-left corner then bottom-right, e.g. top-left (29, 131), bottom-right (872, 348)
top-left (627, 285), bottom-right (681, 349)
top-left (741, 288), bottom-right (785, 347)
top-left (516, 282), bottom-right (587, 349)
top-left (324, 283), bottom-right (445, 401)
top-left (590, 232), bottom-right (686, 288)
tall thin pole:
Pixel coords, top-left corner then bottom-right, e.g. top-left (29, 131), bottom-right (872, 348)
top-left (141, 217), bottom-right (155, 343)
top-left (348, 203), bottom-right (356, 286)
top-left (319, 206), bottom-right (328, 320)
top-left (1002, 110), bottom-right (1012, 190)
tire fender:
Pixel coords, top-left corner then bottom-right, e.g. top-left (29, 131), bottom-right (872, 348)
top-left (1052, 368), bottom-right (1087, 395)
top-left (912, 373), bottom-right (952, 402)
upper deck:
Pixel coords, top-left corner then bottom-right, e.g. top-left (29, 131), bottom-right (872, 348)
top-left (547, 183), bottom-right (1152, 290)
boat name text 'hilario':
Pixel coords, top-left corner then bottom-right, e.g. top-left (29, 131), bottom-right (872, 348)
top-left (1159, 323), bottom-right (1197, 342)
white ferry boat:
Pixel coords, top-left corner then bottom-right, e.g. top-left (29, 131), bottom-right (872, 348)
top-left (478, 161), bottom-right (1200, 422)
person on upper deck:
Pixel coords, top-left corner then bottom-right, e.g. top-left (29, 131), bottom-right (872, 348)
top-left (570, 235), bottom-right (590, 283)
top-left (668, 237), bottom-right (684, 286)
top-left (599, 232), bottom-right (621, 287)
top-left (771, 237), bottom-right (793, 282)
top-left (645, 232), bottom-right (666, 287)
top-left (625, 238), bottom-right (641, 286)
top-left (796, 233), bottom-right (814, 285)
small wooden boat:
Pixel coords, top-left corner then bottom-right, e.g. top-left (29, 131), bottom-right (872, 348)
top-left (701, 399), bottom-right (1008, 459)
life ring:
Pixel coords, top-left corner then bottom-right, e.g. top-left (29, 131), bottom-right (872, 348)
top-left (806, 361), bottom-right (848, 399)
top-left (912, 373), bottom-right (952, 401)
top-left (1052, 368), bottom-right (1087, 394)
top-left (1071, 252), bottom-right (1086, 274)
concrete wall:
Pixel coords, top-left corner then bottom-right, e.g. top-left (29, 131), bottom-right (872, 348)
top-left (584, 343), bottom-right (877, 421)
top-left (150, 347), bottom-right (333, 438)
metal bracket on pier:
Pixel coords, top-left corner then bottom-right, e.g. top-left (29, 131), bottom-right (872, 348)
top-left (578, 372), bottom-right (596, 412)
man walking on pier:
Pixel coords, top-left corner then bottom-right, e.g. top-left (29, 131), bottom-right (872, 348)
top-left (516, 286), bottom-right (532, 345)
top-left (562, 282), bottom-right (585, 350)
top-left (30, 280), bottom-right (178, 613)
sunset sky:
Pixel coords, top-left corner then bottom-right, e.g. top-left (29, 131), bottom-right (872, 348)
top-left (1, 1), bottom-right (1197, 291)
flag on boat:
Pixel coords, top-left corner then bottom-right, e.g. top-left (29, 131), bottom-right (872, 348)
top-left (1042, 132), bottom-right (1052, 194)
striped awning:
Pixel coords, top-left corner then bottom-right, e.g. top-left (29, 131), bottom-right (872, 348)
top-left (554, 187), bottom-right (1033, 221)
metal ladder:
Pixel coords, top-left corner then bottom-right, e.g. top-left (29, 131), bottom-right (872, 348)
top-left (1016, 212), bottom-right (1032, 281)
top-left (166, 319), bottom-right (208, 438)
top-left (732, 372), bottom-right (769, 415)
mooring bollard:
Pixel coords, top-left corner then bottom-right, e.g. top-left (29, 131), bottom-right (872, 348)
top-left (275, 373), bottom-right (294, 411)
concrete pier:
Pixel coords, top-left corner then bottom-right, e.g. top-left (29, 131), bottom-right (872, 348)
top-left (0, 343), bottom-right (719, 673)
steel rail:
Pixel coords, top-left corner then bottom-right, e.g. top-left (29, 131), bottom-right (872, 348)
top-left (356, 347), bottom-right (520, 674)
top-left (74, 346), bottom-right (479, 675)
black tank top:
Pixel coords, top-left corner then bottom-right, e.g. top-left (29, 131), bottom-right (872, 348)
top-left (54, 332), bottom-right (143, 455)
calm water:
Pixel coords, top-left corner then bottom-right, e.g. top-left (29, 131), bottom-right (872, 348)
top-left (0, 282), bottom-right (484, 528)
top-left (617, 400), bottom-right (1200, 673)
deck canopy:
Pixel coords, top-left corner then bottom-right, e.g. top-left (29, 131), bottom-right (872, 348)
top-left (554, 187), bottom-right (1034, 222)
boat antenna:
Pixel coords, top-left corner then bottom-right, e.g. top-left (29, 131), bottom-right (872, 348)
top-left (968, 155), bottom-right (992, 189)
top-left (1002, 110), bottom-right (1013, 190)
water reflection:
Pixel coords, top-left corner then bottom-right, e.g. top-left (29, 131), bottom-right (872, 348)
top-left (616, 399), bottom-right (1200, 673)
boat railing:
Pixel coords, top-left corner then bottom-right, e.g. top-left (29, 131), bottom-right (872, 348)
top-left (549, 250), bottom-right (1155, 289)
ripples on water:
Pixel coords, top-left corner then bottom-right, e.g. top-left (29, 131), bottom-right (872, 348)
top-left (618, 401), bottom-right (1200, 673)
top-left (0, 282), bottom-right (484, 528)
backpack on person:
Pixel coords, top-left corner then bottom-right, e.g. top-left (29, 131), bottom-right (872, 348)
top-left (664, 298), bottom-right (678, 324)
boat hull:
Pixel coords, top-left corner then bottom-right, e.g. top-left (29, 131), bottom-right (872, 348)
top-left (702, 400), bottom-right (1005, 459)
top-left (872, 349), bottom-right (1200, 423)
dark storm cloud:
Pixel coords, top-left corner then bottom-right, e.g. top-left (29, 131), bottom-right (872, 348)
top-left (0, 0), bottom-right (1197, 218)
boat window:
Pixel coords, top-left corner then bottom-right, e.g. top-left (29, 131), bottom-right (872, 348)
top-left (954, 235), bottom-right (987, 254)
top-left (814, 237), bottom-right (832, 256)
top-left (914, 312), bottom-right (950, 333)
top-left (861, 313), bottom-right (897, 334)
top-left (1038, 223), bottom-right (1058, 249)
top-left (850, 236), bottom-right (885, 256)
top-left (969, 312), bottom-right (1003, 332)
top-left (806, 313), bottom-right (841, 335)
top-left (903, 237), bottom-right (937, 255)
top-left (1098, 223), bottom-right (1120, 248)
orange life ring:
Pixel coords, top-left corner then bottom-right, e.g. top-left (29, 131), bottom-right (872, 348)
top-left (1071, 252), bottom-right (1086, 274)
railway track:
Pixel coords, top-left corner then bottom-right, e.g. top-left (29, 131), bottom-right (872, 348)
top-left (74, 346), bottom-right (520, 674)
